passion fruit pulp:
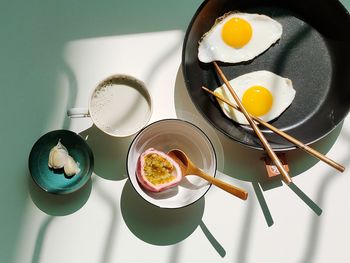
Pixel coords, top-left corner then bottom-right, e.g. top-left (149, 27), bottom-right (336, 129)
top-left (136, 148), bottom-right (182, 192)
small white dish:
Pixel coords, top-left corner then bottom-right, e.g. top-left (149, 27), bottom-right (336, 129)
top-left (126, 119), bottom-right (217, 209)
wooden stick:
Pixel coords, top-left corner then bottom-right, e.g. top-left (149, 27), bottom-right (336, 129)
top-left (213, 62), bottom-right (292, 184)
top-left (202, 86), bottom-right (345, 173)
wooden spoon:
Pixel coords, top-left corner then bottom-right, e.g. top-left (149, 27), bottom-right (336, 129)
top-left (168, 149), bottom-right (248, 200)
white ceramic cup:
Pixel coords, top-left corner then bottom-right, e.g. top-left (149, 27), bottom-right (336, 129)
top-left (67, 74), bottom-right (152, 137)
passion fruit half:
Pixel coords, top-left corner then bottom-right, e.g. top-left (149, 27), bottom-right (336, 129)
top-left (136, 148), bottom-right (182, 192)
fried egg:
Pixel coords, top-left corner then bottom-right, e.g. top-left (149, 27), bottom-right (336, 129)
top-left (198, 12), bottom-right (283, 63)
top-left (214, 71), bottom-right (296, 125)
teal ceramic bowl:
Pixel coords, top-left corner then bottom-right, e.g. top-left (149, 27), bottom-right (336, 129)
top-left (29, 130), bottom-right (94, 194)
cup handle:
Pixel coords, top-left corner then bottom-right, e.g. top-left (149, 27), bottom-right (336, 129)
top-left (67, 107), bottom-right (90, 118)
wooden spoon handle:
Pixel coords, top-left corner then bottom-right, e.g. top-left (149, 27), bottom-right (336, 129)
top-left (194, 169), bottom-right (248, 200)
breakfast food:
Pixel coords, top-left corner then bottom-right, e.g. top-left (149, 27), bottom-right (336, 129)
top-left (48, 140), bottom-right (80, 177)
top-left (214, 70), bottom-right (296, 124)
top-left (48, 140), bottom-right (69, 169)
top-left (64, 155), bottom-right (81, 177)
top-left (198, 12), bottom-right (282, 63)
top-left (136, 148), bottom-right (182, 192)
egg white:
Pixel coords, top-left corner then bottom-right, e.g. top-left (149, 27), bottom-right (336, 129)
top-left (198, 12), bottom-right (283, 63)
top-left (214, 70), bottom-right (296, 125)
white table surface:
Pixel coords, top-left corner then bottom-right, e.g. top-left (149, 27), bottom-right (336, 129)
top-left (1, 1), bottom-right (350, 263)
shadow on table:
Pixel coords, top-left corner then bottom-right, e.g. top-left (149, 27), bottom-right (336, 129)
top-left (297, 129), bottom-right (350, 263)
top-left (30, 216), bottom-right (54, 263)
top-left (28, 173), bottom-right (92, 216)
top-left (120, 181), bottom-right (226, 257)
top-left (29, 174), bottom-right (122, 263)
top-left (28, 174), bottom-right (92, 263)
top-left (93, 178), bottom-right (121, 263)
top-left (120, 181), bottom-right (202, 245)
top-left (79, 125), bottom-right (132, 181)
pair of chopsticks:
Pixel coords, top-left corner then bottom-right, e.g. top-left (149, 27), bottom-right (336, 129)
top-left (205, 62), bottom-right (344, 183)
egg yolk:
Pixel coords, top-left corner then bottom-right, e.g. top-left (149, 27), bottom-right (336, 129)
top-left (222, 17), bottom-right (253, 48)
top-left (242, 85), bottom-right (273, 117)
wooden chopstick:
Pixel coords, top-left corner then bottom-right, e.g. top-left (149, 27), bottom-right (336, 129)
top-left (206, 85), bottom-right (346, 172)
top-left (202, 86), bottom-right (345, 173)
top-left (213, 62), bottom-right (292, 184)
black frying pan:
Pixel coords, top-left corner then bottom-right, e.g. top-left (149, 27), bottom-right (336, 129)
top-left (182, 0), bottom-right (350, 151)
